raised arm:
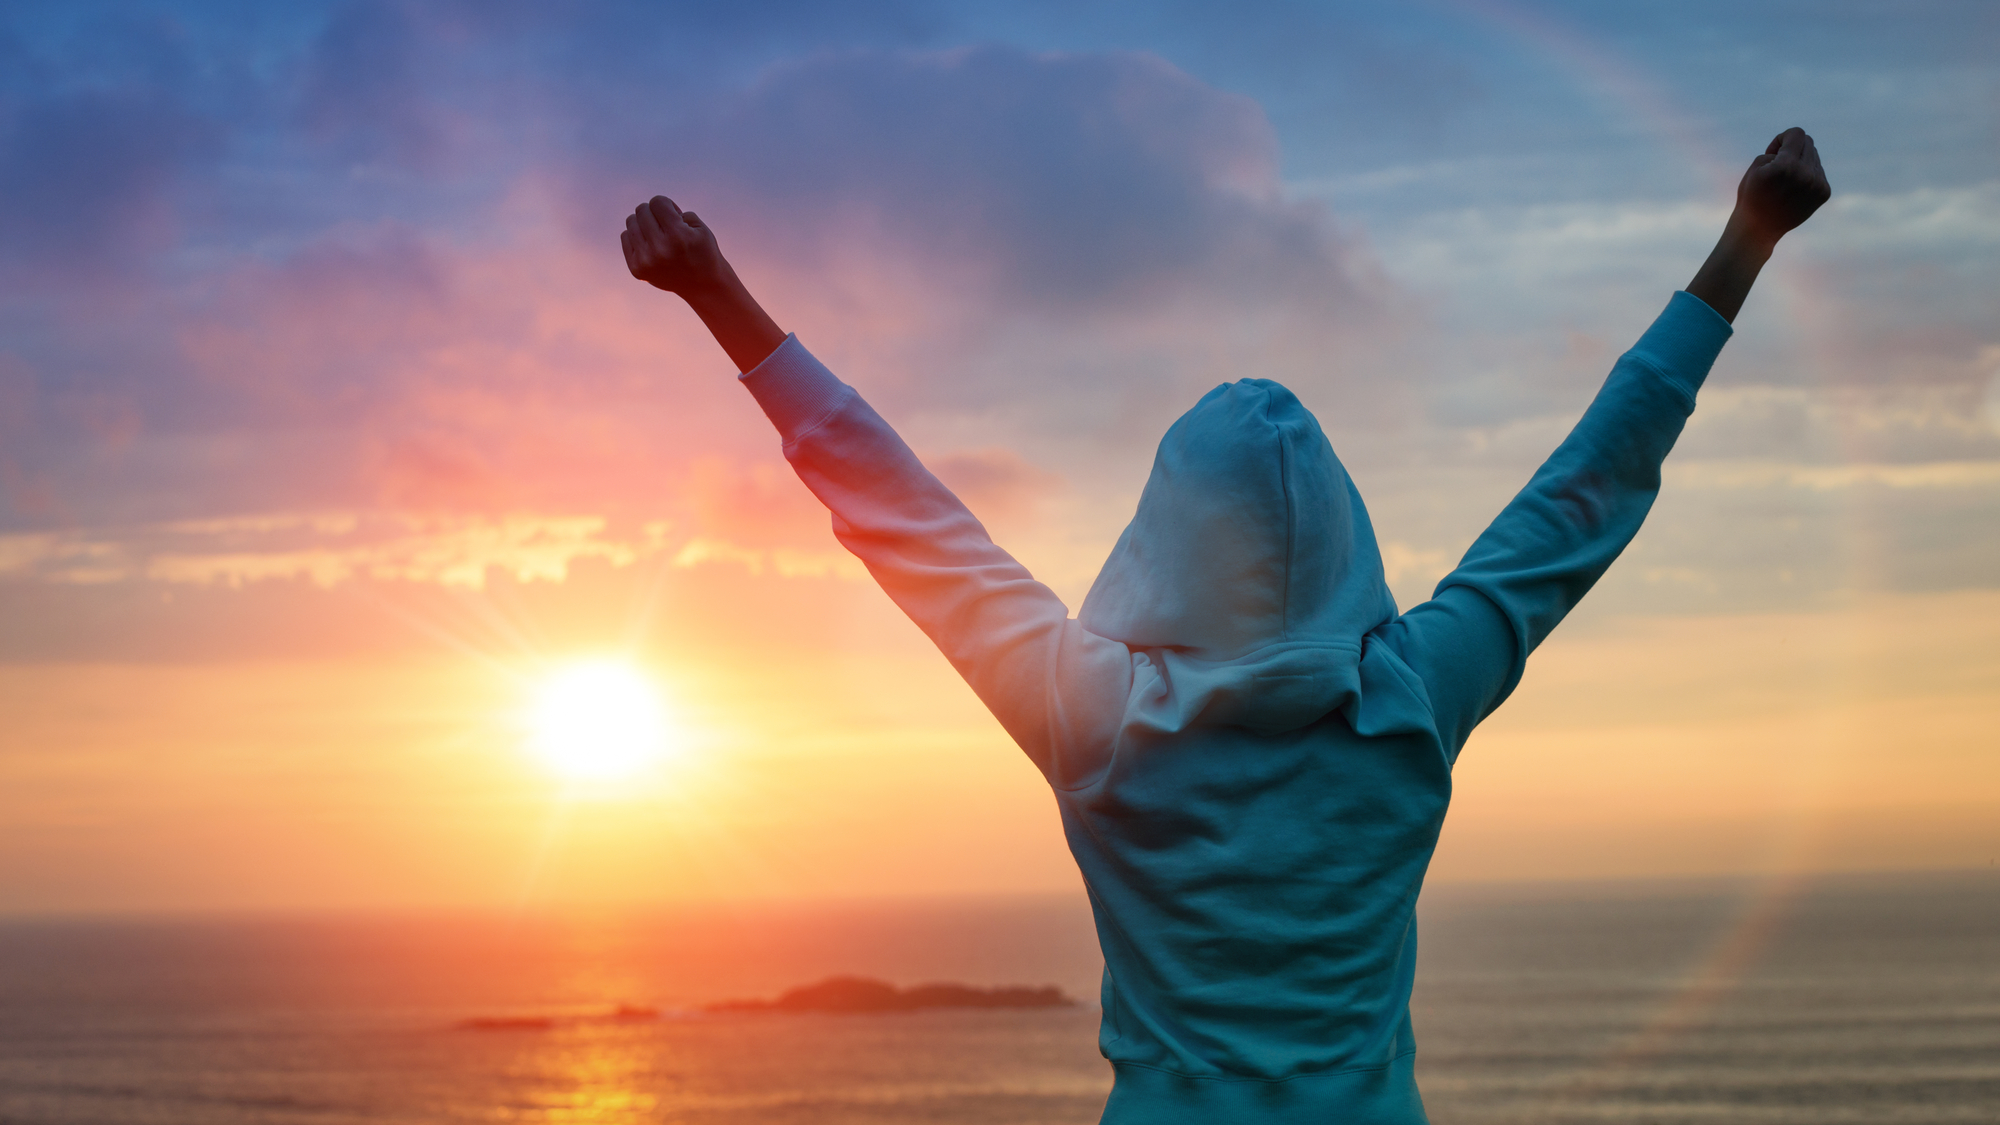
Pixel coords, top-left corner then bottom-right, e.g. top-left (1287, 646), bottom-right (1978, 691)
top-left (621, 197), bottom-right (1132, 785)
top-left (1382, 129), bottom-right (1831, 756)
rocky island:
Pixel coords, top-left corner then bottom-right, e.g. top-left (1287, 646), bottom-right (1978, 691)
top-left (455, 1004), bottom-right (660, 1031)
top-left (704, 976), bottom-right (1075, 1014)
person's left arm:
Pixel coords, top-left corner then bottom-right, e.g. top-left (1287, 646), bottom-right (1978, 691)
top-left (1382, 128), bottom-right (1830, 757)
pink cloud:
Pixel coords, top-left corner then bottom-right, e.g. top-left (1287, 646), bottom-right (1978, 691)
top-left (1, 44), bottom-right (1411, 662)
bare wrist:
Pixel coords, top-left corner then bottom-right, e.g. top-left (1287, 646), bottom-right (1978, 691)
top-left (675, 261), bottom-right (786, 373)
top-left (1720, 211), bottom-right (1780, 261)
top-left (676, 262), bottom-right (743, 306)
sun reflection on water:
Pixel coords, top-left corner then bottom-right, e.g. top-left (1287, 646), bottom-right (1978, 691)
top-left (495, 1025), bottom-right (667, 1123)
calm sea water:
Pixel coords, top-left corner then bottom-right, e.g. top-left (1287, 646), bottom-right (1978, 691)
top-left (1, 872), bottom-right (1995, 1124)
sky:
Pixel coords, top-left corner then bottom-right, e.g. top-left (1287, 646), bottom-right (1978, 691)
top-left (1, 0), bottom-right (1996, 914)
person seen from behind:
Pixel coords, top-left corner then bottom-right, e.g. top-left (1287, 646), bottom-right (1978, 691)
top-left (620, 127), bottom-right (1832, 1123)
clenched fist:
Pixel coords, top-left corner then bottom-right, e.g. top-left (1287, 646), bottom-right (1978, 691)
top-left (622, 195), bottom-right (728, 296)
top-left (1686, 127), bottom-right (1832, 323)
top-left (1734, 127), bottom-right (1831, 246)
top-left (622, 194), bottom-right (786, 372)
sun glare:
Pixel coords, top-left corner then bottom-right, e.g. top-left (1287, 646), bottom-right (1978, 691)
top-left (529, 661), bottom-right (674, 782)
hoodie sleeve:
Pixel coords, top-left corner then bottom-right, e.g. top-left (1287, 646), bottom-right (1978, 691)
top-left (1383, 291), bottom-right (1732, 759)
top-left (737, 336), bottom-right (1134, 787)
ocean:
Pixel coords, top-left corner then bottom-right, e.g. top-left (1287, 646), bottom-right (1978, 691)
top-left (1, 871), bottom-right (1994, 1124)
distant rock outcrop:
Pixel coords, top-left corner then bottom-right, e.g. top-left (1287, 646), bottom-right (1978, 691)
top-left (456, 1015), bottom-right (555, 1031)
top-left (704, 975), bottom-right (1074, 1014)
top-left (455, 1004), bottom-right (660, 1032)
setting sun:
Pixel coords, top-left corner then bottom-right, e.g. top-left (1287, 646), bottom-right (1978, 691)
top-left (528, 660), bottom-right (675, 781)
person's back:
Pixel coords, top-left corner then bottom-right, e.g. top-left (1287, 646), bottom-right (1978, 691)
top-left (621, 128), bottom-right (1830, 1122)
top-left (1053, 377), bottom-right (1439, 1113)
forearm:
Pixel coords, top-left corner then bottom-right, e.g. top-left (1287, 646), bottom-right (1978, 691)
top-left (683, 265), bottom-right (788, 374)
top-left (740, 336), bottom-right (1130, 781)
top-left (1431, 292), bottom-right (1731, 670)
top-left (1684, 212), bottom-right (1778, 325)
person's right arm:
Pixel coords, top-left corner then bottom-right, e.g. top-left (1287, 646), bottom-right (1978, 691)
top-left (1382, 128), bottom-right (1831, 757)
top-left (622, 197), bottom-right (1133, 786)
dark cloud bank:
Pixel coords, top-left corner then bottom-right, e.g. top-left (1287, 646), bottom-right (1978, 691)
top-left (1, 1), bottom-right (1994, 663)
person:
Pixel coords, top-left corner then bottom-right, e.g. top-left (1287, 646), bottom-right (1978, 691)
top-left (621, 129), bottom-right (1831, 1124)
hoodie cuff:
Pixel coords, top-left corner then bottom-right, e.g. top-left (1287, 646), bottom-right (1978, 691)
top-left (1627, 290), bottom-right (1734, 403)
top-left (739, 334), bottom-right (854, 443)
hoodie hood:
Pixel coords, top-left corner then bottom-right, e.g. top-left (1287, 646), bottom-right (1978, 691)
top-left (1080, 380), bottom-right (1408, 740)
top-left (1081, 379), bottom-right (1397, 657)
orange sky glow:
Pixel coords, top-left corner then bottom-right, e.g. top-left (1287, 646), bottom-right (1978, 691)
top-left (5, 567), bottom-right (1995, 913)
top-left (2, 6), bottom-right (1996, 918)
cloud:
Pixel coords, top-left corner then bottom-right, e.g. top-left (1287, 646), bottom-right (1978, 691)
top-left (0, 3), bottom-right (1995, 669)
top-left (568, 46), bottom-right (1389, 366)
top-left (0, 518), bottom-right (917, 664)
top-left (929, 446), bottom-right (1063, 525)
top-left (0, 35), bottom-right (1401, 595)
top-left (1780, 183), bottom-right (2000, 389)
top-left (1684, 385), bottom-right (2000, 464)
top-left (179, 222), bottom-right (451, 414)
top-left (1346, 180), bottom-right (2000, 398)
top-left (296, 0), bottom-right (447, 171)
top-left (0, 87), bottom-right (215, 284)
top-left (177, 227), bottom-right (759, 521)
top-left (1984, 352), bottom-right (2000, 434)
top-left (0, 511), bottom-right (668, 589)
top-left (723, 49), bottom-right (1361, 308)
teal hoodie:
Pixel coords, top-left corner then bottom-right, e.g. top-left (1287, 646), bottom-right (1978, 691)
top-left (740, 290), bottom-right (1733, 1122)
